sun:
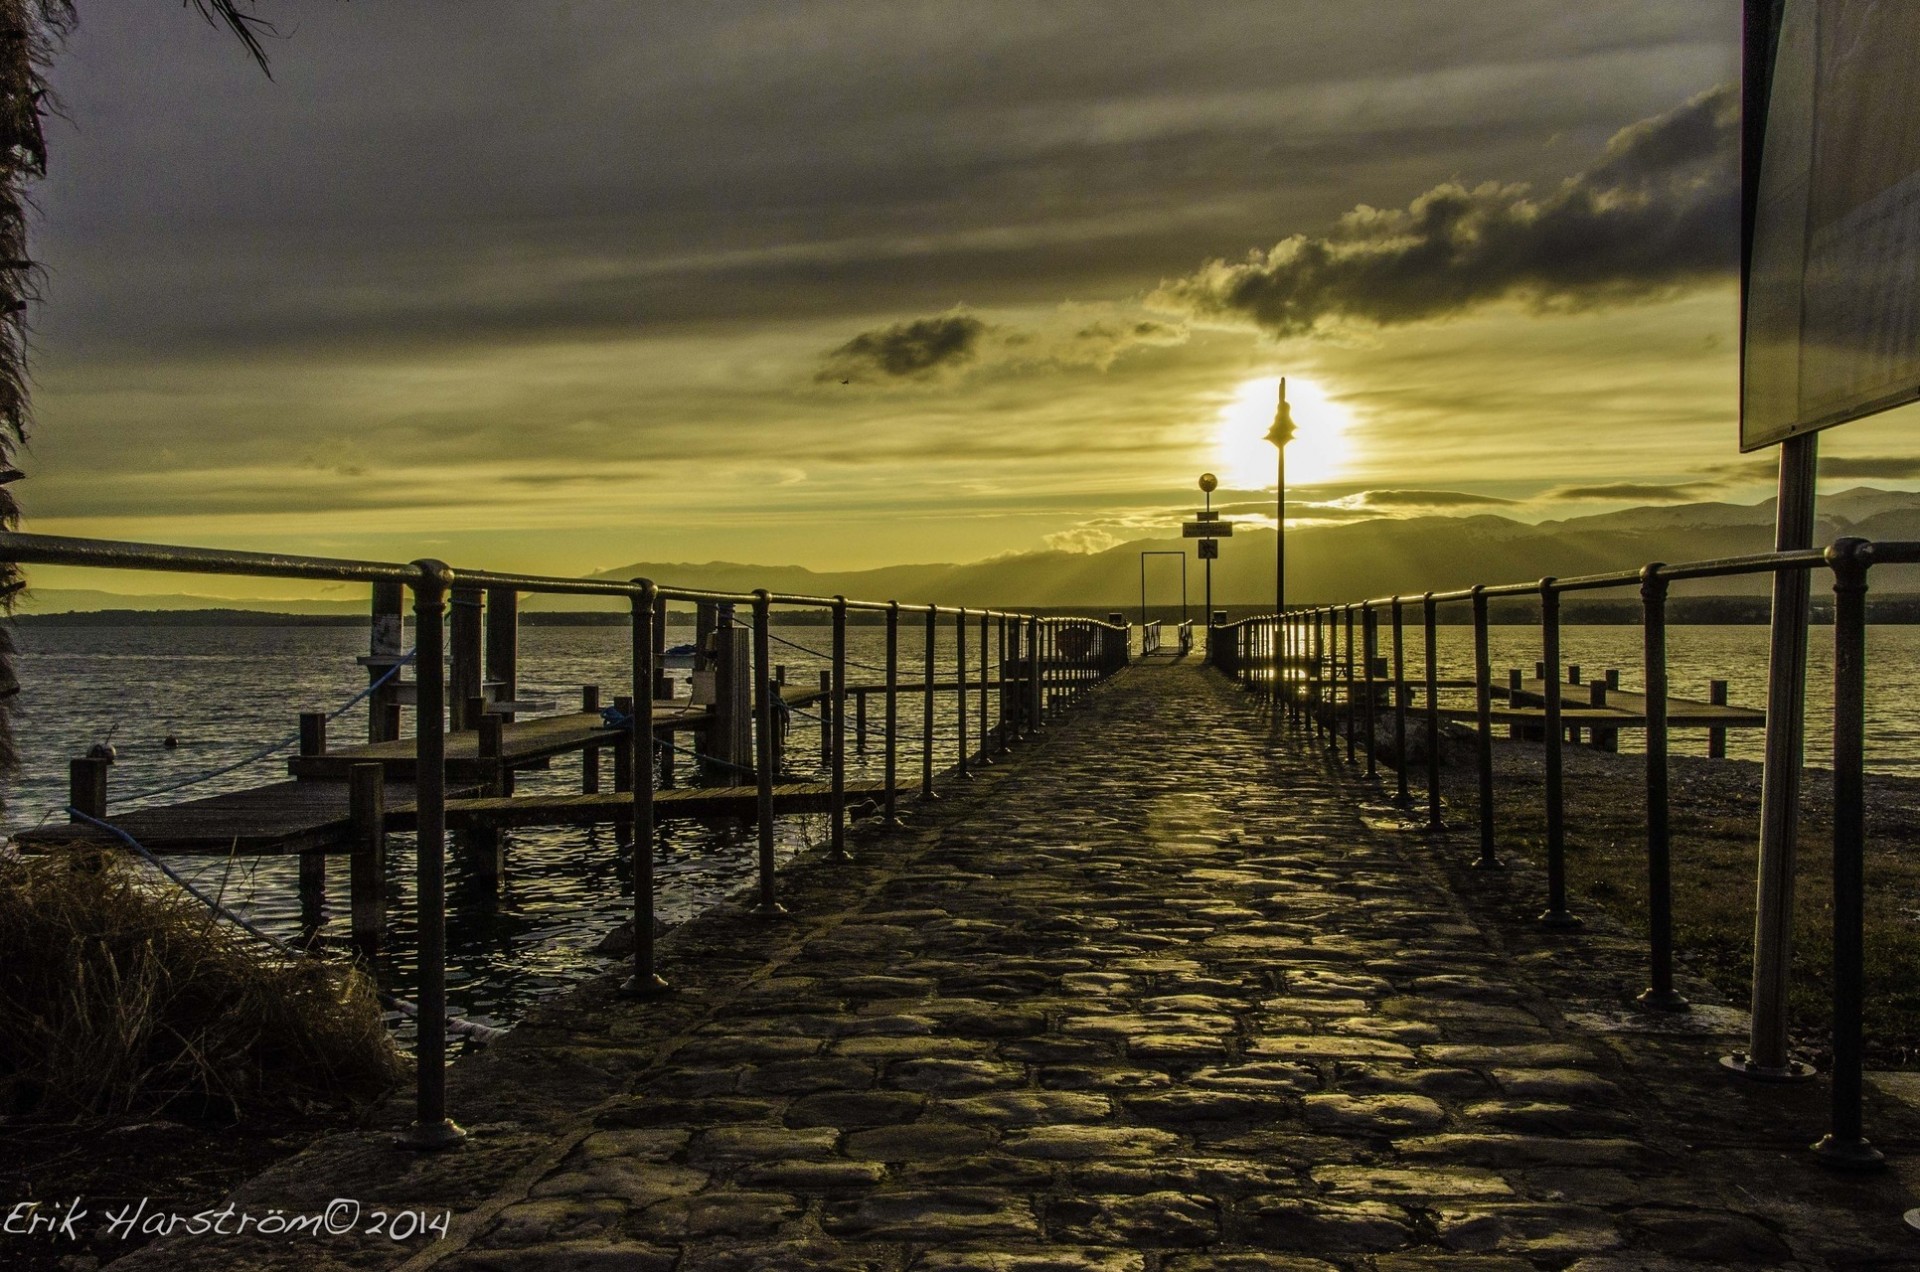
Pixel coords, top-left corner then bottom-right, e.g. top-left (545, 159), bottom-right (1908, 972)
top-left (1211, 376), bottom-right (1354, 491)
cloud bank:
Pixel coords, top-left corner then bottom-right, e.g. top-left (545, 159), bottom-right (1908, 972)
top-left (1154, 85), bottom-right (1738, 337)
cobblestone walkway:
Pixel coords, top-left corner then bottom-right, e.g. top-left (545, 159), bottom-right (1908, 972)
top-left (125, 661), bottom-right (1920, 1271)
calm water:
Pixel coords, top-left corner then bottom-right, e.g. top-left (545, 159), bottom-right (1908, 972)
top-left (7, 620), bottom-right (1919, 1037)
top-left (2, 621), bottom-right (986, 1038)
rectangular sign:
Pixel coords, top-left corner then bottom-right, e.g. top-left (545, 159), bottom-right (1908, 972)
top-left (1743, 0), bottom-right (1920, 449)
top-left (1197, 539), bottom-right (1219, 560)
top-left (1182, 521), bottom-right (1234, 538)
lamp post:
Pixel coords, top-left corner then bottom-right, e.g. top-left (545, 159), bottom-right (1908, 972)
top-left (1265, 378), bottom-right (1295, 620)
top-left (1199, 472), bottom-right (1217, 661)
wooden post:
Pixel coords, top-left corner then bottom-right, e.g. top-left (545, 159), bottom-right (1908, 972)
top-left (653, 594), bottom-right (672, 701)
top-left (299, 711), bottom-right (327, 758)
top-left (1590, 679), bottom-right (1618, 752)
top-left (68, 756), bottom-right (108, 821)
top-left (1473, 587), bottom-right (1501, 870)
top-left (369, 581), bottom-right (405, 743)
top-left (349, 763), bottom-right (386, 954)
top-left (752, 590), bottom-right (783, 912)
top-left (977, 610), bottom-right (992, 766)
top-left (956, 609), bottom-right (970, 778)
top-left (922, 607), bottom-right (939, 798)
top-left (818, 669), bottom-right (833, 770)
top-left (613, 693), bottom-right (634, 850)
top-left (581, 685), bottom-right (601, 793)
top-left (299, 850), bottom-right (326, 924)
top-left (1710, 679), bottom-right (1729, 759)
top-left (1540, 581), bottom-right (1579, 928)
top-left (449, 587), bottom-right (484, 731)
top-left (855, 687), bottom-right (868, 755)
top-left (466, 713), bottom-right (506, 882)
top-left (485, 587), bottom-right (518, 717)
top-left (1567, 663), bottom-right (1583, 743)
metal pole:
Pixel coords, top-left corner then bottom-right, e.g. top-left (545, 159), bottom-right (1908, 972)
top-left (829, 597), bottom-right (850, 861)
top-left (751, 590), bottom-right (785, 914)
top-left (1472, 586), bottom-right (1500, 869)
top-left (1424, 593), bottom-right (1443, 830)
top-left (400, 560), bottom-right (463, 1151)
top-left (628, 584), bottom-right (672, 982)
top-left (922, 607), bottom-right (939, 798)
top-left (1344, 605), bottom-right (1357, 762)
top-left (1739, 434), bottom-right (1821, 1077)
top-left (884, 602), bottom-right (901, 824)
top-left (1392, 597), bottom-right (1409, 802)
top-left (1540, 580), bottom-right (1579, 929)
top-left (1638, 566), bottom-right (1686, 1011)
top-left (956, 608), bottom-right (970, 779)
top-left (1813, 538), bottom-right (1882, 1169)
top-left (1362, 603), bottom-right (1378, 779)
top-left (977, 609), bottom-right (991, 766)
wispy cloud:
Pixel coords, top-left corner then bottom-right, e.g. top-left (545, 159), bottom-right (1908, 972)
top-left (817, 312), bottom-right (993, 383)
top-left (1153, 85), bottom-right (1737, 336)
top-left (1817, 456), bottom-right (1920, 480)
top-left (1549, 481), bottom-right (1721, 502)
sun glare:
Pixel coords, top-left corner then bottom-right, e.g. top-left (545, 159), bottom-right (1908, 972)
top-left (1211, 376), bottom-right (1354, 491)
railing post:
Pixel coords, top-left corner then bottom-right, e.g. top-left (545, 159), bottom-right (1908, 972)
top-left (997, 614), bottom-right (1011, 751)
top-left (485, 586), bottom-right (518, 715)
top-left (1027, 615), bottom-right (1042, 737)
top-left (922, 606), bottom-right (940, 799)
top-left (626, 582), bottom-right (673, 986)
top-left (830, 596), bottom-right (851, 861)
top-left (1423, 594), bottom-right (1443, 829)
top-left (1362, 603), bottom-right (1378, 779)
top-left (1709, 679), bottom-right (1729, 759)
top-left (752, 589), bottom-right (787, 916)
top-left (1814, 539), bottom-right (1882, 1169)
top-left (1539, 579), bottom-right (1579, 929)
top-left (885, 601), bottom-right (901, 824)
top-left (1312, 609), bottom-right (1326, 742)
top-left (1391, 598), bottom-right (1408, 801)
top-left (977, 610), bottom-right (992, 766)
top-left (448, 586), bottom-right (483, 732)
top-left (369, 580), bottom-right (405, 743)
top-left (581, 685), bottom-right (601, 793)
top-left (1472, 586), bottom-right (1500, 869)
top-left (613, 693), bottom-right (634, 852)
top-left (348, 762), bottom-right (386, 955)
top-left (956, 609), bottom-right (970, 779)
top-left (1344, 605), bottom-right (1357, 762)
top-left (818, 669), bottom-right (833, 770)
top-left (400, 558), bottom-right (463, 1151)
top-left (1638, 565), bottom-right (1686, 1011)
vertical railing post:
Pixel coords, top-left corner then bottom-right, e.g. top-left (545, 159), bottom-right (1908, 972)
top-left (1027, 615), bottom-right (1042, 736)
top-left (1423, 593), bottom-right (1443, 831)
top-left (997, 614), bottom-right (1011, 751)
top-left (922, 606), bottom-right (940, 799)
top-left (818, 669), bottom-right (833, 771)
top-left (1391, 598), bottom-right (1409, 801)
top-left (956, 609), bottom-right (970, 779)
top-left (885, 601), bottom-right (901, 824)
top-left (751, 590), bottom-right (786, 916)
top-left (448, 586), bottom-right (483, 732)
top-left (1540, 579), bottom-right (1579, 928)
top-left (1638, 565), bottom-right (1686, 1011)
top-left (977, 610), bottom-right (992, 766)
top-left (1814, 539), bottom-right (1882, 1169)
top-left (1362, 603), bottom-right (1378, 779)
top-left (1344, 605), bottom-right (1357, 762)
top-left (830, 597), bottom-right (851, 860)
top-left (369, 580), bottom-right (405, 743)
top-left (400, 559), bottom-right (463, 1151)
top-left (626, 581), bottom-right (673, 985)
top-left (1312, 609), bottom-right (1326, 742)
top-left (1472, 586), bottom-right (1500, 869)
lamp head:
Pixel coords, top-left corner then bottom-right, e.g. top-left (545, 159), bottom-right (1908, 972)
top-left (1265, 376), bottom-right (1295, 447)
top-left (1198, 472), bottom-right (1218, 493)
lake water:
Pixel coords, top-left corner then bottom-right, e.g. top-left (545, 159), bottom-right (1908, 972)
top-left (5, 620), bottom-right (1917, 1038)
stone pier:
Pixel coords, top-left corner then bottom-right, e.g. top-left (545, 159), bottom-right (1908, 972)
top-left (118, 662), bottom-right (1920, 1270)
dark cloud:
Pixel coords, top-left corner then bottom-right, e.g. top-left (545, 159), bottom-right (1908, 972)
top-left (1550, 481), bottom-right (1718, 502)
top-left (1817, 456), bottom-right (1920, 480)
top-left (1353, 489), bottom-right (1519, 508)
top-left (1155, 84), bottom-right (1738, 336)
top-left (817, 314), bottom-right (992, 383)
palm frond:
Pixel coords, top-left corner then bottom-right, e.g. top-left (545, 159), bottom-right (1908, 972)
top-left (186, 0), bottom-right (276, 76)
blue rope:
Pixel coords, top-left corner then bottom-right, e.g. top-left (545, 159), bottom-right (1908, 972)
top-left (598, 705), bottom-right (758, 776)
top-left (108, 650), bottom-right (418, 805)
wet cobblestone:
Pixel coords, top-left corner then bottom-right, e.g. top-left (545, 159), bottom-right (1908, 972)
top-left (114, 662), bottom-right (1920, 1269)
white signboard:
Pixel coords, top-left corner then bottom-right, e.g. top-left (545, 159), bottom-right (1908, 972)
top-left (1743, 0), bottom-right (1920, 449)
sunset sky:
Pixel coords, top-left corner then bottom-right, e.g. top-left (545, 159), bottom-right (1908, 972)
top-left (18, 1), bottom-right (1920, 598)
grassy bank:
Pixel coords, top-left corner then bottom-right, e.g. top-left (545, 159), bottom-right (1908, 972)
top-left (1433, 733), bottom-right (1920, 1069)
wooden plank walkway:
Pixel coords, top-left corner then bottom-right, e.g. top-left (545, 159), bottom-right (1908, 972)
top-left (287, 711), bottom-right (638, 780)
top-left (418, 780), bottom-right (893, 831)
top-left (15, 779), bottom-right (477, 855)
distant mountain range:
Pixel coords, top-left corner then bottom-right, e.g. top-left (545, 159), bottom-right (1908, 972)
top-left (17, 487), bottom-right (1920, 616)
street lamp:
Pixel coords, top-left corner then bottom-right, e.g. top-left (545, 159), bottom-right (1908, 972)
top-left (1265, 377), bottom-right (1295, 620)
top-left (1199, 471), bottom-right (1217, 660)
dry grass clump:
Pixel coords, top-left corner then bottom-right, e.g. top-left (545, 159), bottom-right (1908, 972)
top-left (0, 848), bottom-right (405, 1120)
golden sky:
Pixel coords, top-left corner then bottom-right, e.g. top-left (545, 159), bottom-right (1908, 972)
top-left (18, 1), bottom-right (1920, 599)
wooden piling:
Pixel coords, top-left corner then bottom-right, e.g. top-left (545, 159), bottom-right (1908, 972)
top-left (369, 581), bottom-right (404, 743)
top-left (581, 685), bottom-right (601, 794)
top-left (349, 762), bottom-right (386, 953)
top-left (613, 693), bottom-right (634, 850)
top-left (468, 713), bottom-right (507, 881)
top-left (449, 587), bottom-right (484, 731)
top-left (1709, 679), bottom-right (1729, 758)
top-left (299, 711), bottom-right (328, 758)
top-left (711, 623), bottom-right (753, 782)
top-left (68, 756), bottom-right (108, 821)
top-left (485, 587), bottom-right (518, 716)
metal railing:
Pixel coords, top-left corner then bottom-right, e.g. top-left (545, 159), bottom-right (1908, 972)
top-left (1208, 538), bottom-right (1910, 1169)
top-left (0, 530), bottom-right (1132, 1150)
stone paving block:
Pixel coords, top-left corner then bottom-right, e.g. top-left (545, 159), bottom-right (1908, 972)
top-left (845, 1120), bottom-right (997, 1162)
top-left (786, 1089), bottom-right (926, 1128)
top-left (1239, 1196), bottom-right (1415, 1252)
top-left (440, 1241), bottom-right (678, 1272)
top-left (1001, 1124), bottom-right (1181, 1160)
top-left (1328, 1061), bottom-right (1487, 1098)
top-left (939, 1090), bottom-right (1113, 1125)
top-left (1122, 1088), bottom-right (1298, 1124)
top-left (1459, 1098), bottom-right (1638, 1136)
top-left (821, 1188), bottom-right (1043, 1241)
top-left (1421, 1042), bottom-right (1599, 1066)
top-left (1247, 1034), bottom-right (1416, 1062)
top-left (630, 1190), bottom-right (803, 1239)
top-left (689, 1125), bottom-right (839, 1164)
top-left (1047, 1190), bottom-right (1219, 1246)
top-left (1433, 1202), bottom-right (1625, 1256)
top-left (913, 1248), bottom-right (1145, 1272)
top-left (1623, 1205), bottom-right (1795, 1263)
top-left (528, 1161), bottom-right (708, 1205)
top-left (1302, 1092), bottom-right (1446, 1133)
top-left (485, 1197), bottom-right (629, 1247)
top-left (886, 1058), bottom-right (1028, 1092)
top-left (1161, 1256), bottom-right (1341, 1272)
top-left (740, 1056), bottom-right (876, 1094)
top-left (1489, 1066), bottom-right (1625, 1100)
top-left (1398, 1133), bottom-right (1650, 1167)
top-left (736, 1158), bottom-right (891, 1190)
top-left (1311, 1164), bottom-right (1513, 1198)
